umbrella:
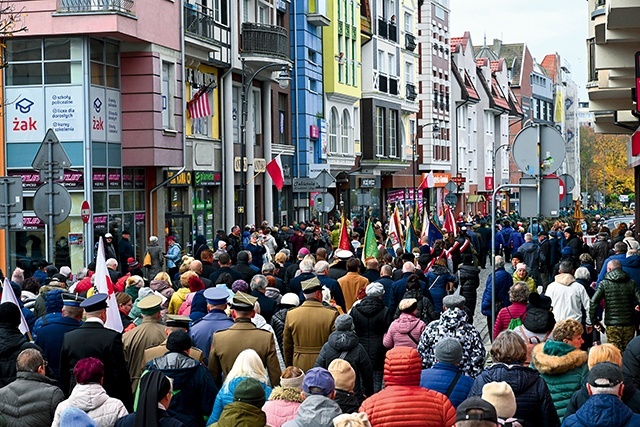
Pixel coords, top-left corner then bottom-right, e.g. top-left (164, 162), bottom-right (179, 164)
top-left (574, 200), bottom-right (584, 233)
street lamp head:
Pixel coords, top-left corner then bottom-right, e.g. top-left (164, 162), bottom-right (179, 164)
top-left (277, 67), bottom-right (291, 89)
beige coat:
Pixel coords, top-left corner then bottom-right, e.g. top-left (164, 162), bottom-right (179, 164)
top-left (283, 299), bottom-right (338, 373)
top-left (122, 316), bottom-right (166, 393)
top-left (338, 272), bottom-right (369, 311)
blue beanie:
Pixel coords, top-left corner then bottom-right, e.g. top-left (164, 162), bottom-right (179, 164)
top-left (59, 407), bottom-right (97, 427)
top-left (561, 246), bottom-right (574, 256)
top-left (45, 289), bottom-right (64, 314)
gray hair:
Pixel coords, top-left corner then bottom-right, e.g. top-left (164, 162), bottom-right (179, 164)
top-left (16, 348), bottom-right (44, 373)
top-left (106, 258), bottom-right (118, 268)
top-left (402, 262), bottom-right (416, 273)
top-left (262, 262), bottom-right (275, 274)
top-left (299, 259), bottom-right (314, 273)
top-left (381, 265), bottom-right (393, 276)
top-left (559, 260), bottom-right (574, 274)
top-left (524, 233), bottom-right (533, 242)
top-left (314, 260), bottom-right (330, 275)
top-left (494, 256), bottom-right (505, 269)
top-left (250, 274), bottom-right (268, 291)
top-left (574, 266), bottom-right (592, 281)
top-left (509, 282), bottom-right (530, 303)
top-left (149, 235), bottom-right (159, 243)
top-left (590, 383), bottom-right (622, 396)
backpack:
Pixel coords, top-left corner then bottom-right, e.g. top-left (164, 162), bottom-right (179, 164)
top-left (506, 307), bottom-right (523, 330)
top-left (143, 252), bottom-right (152, 267)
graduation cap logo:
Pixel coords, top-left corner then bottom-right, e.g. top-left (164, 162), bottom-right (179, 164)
top-left (93, 97), bottom-right (102, 113)
top-left (15, 98), bottom-right (34, 114)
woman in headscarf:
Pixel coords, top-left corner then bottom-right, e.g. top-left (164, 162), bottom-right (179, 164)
top-left (114, 370), bottom-right (183, 427)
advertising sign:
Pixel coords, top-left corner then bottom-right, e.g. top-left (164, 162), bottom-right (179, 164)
top-left (45, 86), bottom-right (85, 141)
top-left (106, 89), bottom-right (121, 142)
top-left (6, 87), bottom-right (45, 142)
top-left (90, 86), bottom-right (107, 141)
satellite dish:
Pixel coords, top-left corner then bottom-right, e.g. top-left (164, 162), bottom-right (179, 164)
top-left (512, 125), bottom-right (566, 176)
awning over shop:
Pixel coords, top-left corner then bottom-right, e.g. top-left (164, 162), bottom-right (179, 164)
top-left (467, 195), bottom-right (486, 203)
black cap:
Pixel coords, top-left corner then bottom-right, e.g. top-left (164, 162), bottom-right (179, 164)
top-left (456, 397), bottom-right (498, 423)
top-left (588, 362), bottom-right (623, 388)
top-left (165, 314), bottom-right (192, 329)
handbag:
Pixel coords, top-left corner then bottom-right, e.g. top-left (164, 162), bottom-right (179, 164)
top-left (143, 252), bottom-right (152, 267)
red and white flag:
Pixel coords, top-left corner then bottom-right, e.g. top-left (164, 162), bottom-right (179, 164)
top-left (94, 236), bottom-right (124, 333)
top-left (1, 278), bottom-right (29, 335)
top-left (187, 89), bottom-right (211, 119)
top-left (266, 155), bottom-right (285, 190)
top-left (418, 171), bottom-right (435, 190)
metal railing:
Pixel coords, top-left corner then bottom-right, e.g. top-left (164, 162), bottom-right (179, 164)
top-left (184, 3), bottom-right (227, 43)
top-left (405, 33), bottom-right (416, 51)
top-left (58, 0), bottom-right (134, 13)
top-left (241, 22), bottom-right (290, 60)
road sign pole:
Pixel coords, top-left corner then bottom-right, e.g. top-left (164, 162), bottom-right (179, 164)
top-left (48, 139), bottom-right (55, 263)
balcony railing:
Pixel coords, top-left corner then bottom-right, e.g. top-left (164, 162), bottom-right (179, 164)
top-left (378, 18), bottom-right (388, 39)
top-left (58, 0), bottom-right (134, 13)
top-left (388, 23), bottom-right (397, 43)
top-left (405, 33), bottom-right (417, 51)
top-left (406, 83), bottom-right (417, 101)
top-left (185, 3), bottom-right (228, 43)
top-left (241, 22), bottom-right (290, 60)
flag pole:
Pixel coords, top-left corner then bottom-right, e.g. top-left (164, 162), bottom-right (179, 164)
top-left (246, 171), bottom-right (263, 185)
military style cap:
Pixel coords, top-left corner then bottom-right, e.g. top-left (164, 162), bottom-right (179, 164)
top-left (335, 249), bottom-right (353, 260)
top-left (231, 292), bottom-right (257, 311)
top-left (204, 287), bottom-right (229, 305)
top-left (165, 314), bottom-right (192, 329)
top-left (301, 277), bottom-right (323, 293)
top-left (80, 293), bottom-right (108, 311)
top-left (61, 292), bottom-right (85, 307)
top-left (138, 294), bottom-right (163, 315)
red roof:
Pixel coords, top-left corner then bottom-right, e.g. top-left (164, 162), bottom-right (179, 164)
top-left (464, 70), bottom-right (480, 101)
top-left (490, 59), bottom-right (504, 73)
top-left (451, 32), bottom-right (470, 54)
top-left (491, 75), bottom-right (511, 110)
top-left (476, 57), bottom-right (488, 67)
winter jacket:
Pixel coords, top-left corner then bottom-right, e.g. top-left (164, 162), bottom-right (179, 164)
top-left (590, 268), bottom-right (640, 327)
top-left (207, 376), bottom-right (271, 425)
top-left (394, 288), bottom-right (438, 324)
top-left (281, 395), bottom-right (342, 427)
top-left (114, 408), bottom-right (184, 427)
top-left (0, 371), bottom-right (64, 427)
top-left (349, 296), bottom-right (392, 370)
top-left (0, 324), bottom-right (39, 388)
top-left (545, 273), bottom-right (591, 324)
top-left (509, 231), bottom-right (525, 253)
top-left (52, 383), bottom-right (128, 427)
top-left (531, 340), bottom-right (588, 420)
top-left (145, 352), bottom-right (218, 427)
top-left (271, 307), bottom-right (292, 353)
top-left (168, 288), bottom-right (190, 315)
top-left (383, 313), bottom-right (426, 349)
top-left (262, 386), bottom-right (303, 427)
top-left (251, 314), bottom-right (286, 372)
top-left (189, 309), bottom-right (234, 361)
top-left (619, 255), bottom-right (640, 291)
top-left (494, 302), bottom-right (528, 339)
top-left (417, 307), bottom-right (486, 378)
top-left (209, 401), bottom-right (267, 427)
top-left (562, 394), bottom-right (640, 427)
top-left (513, 271), bottom-right (537, 294)
top-left (425, 265), bottom-right (457, 315)
top-left (481, 267), bottom-right (513, 316)
top-left (333, 389), bottom-right (359, 414)
top-left (315, 329), bottom-right (374, 400)
top-left (590, 239), bottom-right (611, 272)
top-left (624, 336), bottom-right (640, 390)
top-left (420, 362), bottom-right (474, 408)
top-left (519, 241), bottom-right (541, 273)
top-left (457, 264), bottom-right (481, 320)
top-left (565, 377), bottom-right (640, 419)
top-left (359, 347), bottom-right (456, 427)
top-left (469, 363), bottom-right (560, 427)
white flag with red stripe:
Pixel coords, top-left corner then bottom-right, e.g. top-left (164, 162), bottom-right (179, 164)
top-left (266, 155), bottom-right (285, 190)
top-left (94, 236), bottom-right (124, 333)
top-left (1, 278), bottom-right (29, 335)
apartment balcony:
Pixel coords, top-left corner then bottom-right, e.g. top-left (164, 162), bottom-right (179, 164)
top-left (57, 0), bottom-right (134, 14)
top-left (184, 3), bottom-right (230, 65)
top-left (406, 83), bottom-right (417, 101)
top-left (405, 33), bottom-right (417, 52)
top-left (241, 22), bottom-right (291, 64)
top-left (307, 0), bottom-right (330, 26)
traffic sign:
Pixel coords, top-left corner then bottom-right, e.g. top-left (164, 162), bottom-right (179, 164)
top-left (293, 178), bottom-right (320, 192)
top-left (81, 200), bottom-right (91, 224)
top-left (445, 193), bottom-right (458, 206)
top-left (314, 193), bottom-right (336, 213)
top-left (316, 170), bottom-right (335, 188)
top-left (32, 129), bottom-right (72, 181)
top-left (445, 181), bottom-right (458, 192)
top-left (451, 175), bottom-right (466, 185)
top-left (33, 182), bottom-right (71, 225)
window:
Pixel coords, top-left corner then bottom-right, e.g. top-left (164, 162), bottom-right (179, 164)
top-left (404, 11), bottom-right (412, 33)
top-left (162, 61), bottom-right (174, 129)
top-left (484, 112), bottom-right (494, 134)
top-left (329, 108), bottom-right (339, 153)
top-left (278, 94), bottom-right (287, 144)
top-left (376, 107), bottom-right (384, 156)
top-left (377, 50), bottom-right (386, 73)
top-left (257, 0), bottom-right (274, 24)
top-left (309, 78), bottom-right (318, 93)
top-left (308, 49), bottom-right (317, 64)
top-left (252, 89), bottom-right (262, 135)
top-left (388, 110), bottom-right (397, 157)
top-left (341, 110), bottom-right (350, 154)
top-left (405, 62), bottom-right (413, 84)
top-left (190, 86), bottom-right (212, 137)
top-left (388, 52), bottom-right (396, 76)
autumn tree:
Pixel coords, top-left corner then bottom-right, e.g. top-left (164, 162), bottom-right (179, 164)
top-left (0, 1), bottom-right (27, 68)
top-left (580, 125), bottom-right (634, 205)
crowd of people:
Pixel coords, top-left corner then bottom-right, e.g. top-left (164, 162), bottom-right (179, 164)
top-left (0, 214), bottom-right (640, 426)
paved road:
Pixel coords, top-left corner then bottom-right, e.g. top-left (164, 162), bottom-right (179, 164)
top-left (473, 266), bottom-right (492, 347)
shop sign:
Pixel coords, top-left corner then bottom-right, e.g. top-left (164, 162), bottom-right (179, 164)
top-left (45, 86), bottom-right (85, 141)
top-left (6, 87), bottom-right (45, 142)
top-left (93, 215), bottom-right (108, 229)
top-left (93, 169), bottom-right (107, 189)
top-left (166, 170), bottom-right (192, 187)
top-left (194, 171), bottom-right (222, 186)
top-left (310, 125), bottom-right (319, 140)
top-left (106, 89), bottom-right (121, 142)
top-left (8, 170), bottom-right (84, 190)
top-left (135, 213), bottom-right (145, 224)
top-left (485, 176), bottom-right (494, 191)
top-left (359, 177), bottom-right (378, 188)
top-left (23, 216), bottom-right (45, 230)
top-left (254, 158), bottom-right (266, 173)
top-left (432, 173), bottom-right (451, 187)
top-left (134, 173), bottom-right (145, 189)
top-left (90, 86), bottom-right (106, 141)
top-left (234, 157), bottom-right (248, 172)
top-left (108, 169), bottom-right (121, 189)
top-left (122, 172), bottom-right (134, 189)
top-left (68, 233), bottom-right (83, 246)
top-left (319, 119), bottom-right (327, 160)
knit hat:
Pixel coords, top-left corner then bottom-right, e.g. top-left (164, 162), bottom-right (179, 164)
top-left (232, 280), bottom-right (250, 294)
top-left (482, 382), bottom-right (517, 419)
top-left (280, 293), bottom-right (300, 307)
top-left (188, 275), bottom-right (205, 292)
top-left (561, 246), bottom-right (574, 256)
top-left (515, 263), bottom-right (527, 271)
top-left (59, 407), bottom-right (98, 427)
top-left (166, 330), bottom-right (192, 353)
top-left (45, 288), bottom-right (64, 314)
top-left (59, 266), bottom-right (72, 279)
top-left (233, 378), bottom-right (266, 408)
top-left (434, 337), bottom-right (463, 365)
top-left (365, 282), bottom-right (384, 298)
top-left (398, 298), bottom-right (418, 312)
top-left (280, 369), bottom-right (305, 389)
top-left (0, 302), bottom-right (21, 327)
top-left (328, 358), bottom-right (356, 392)
top-left (334, 314), bottom-right (354, 331)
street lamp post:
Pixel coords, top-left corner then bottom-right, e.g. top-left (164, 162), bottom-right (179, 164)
top-left (412, 122), bottom-right (439, 213)
top-left (239, 58), bottom-right (290, 229)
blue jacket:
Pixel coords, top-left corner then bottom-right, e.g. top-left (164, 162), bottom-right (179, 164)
top-left (34, 316), bottom-right (82, 380)
top-left (189, 310), bottom-right (234, 361)
top-left (425, 266), bottom-right (456, 315)
top-left (207, 376), bottom-right (271, 425)
top-left (166, 243), bottom-right (182, 269)
top-left (420, 362), bottom-right (473, 408)
top-left (509, 231), bottom-right (525, 253)
top-left (597, 253), bottom-right (626, 283)
top-left (620, 255), bottom-right (640, 289)
top-left (376, 276), bottom-right (395, 309)
top-left (562, 394), bottom-right (640, 427)
top-left (481, 268), bottom-right (513, 316)
top-left (33, 312), bottom-right (63, 338)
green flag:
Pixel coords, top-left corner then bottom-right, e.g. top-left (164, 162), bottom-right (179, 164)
top-left (362, 219), bottom-right (378, 262)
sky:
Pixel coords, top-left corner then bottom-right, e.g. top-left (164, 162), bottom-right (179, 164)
top-left (449, 0), bottom-right (589, 100)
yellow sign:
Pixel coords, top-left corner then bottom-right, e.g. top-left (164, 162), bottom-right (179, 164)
top-left (167, 170), bottom-right (192, 186)
top-left (254, 158), bottom-right (266, 173)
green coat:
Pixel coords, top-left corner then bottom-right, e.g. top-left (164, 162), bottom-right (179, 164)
top-left (209, 402), bottom-right (267, 427)
top-left (531, 340), bottom-right (588, 421)
top-left (590, 268), bottom-right (640, 326)
top-left (512, 272), bottom-right (536, 294)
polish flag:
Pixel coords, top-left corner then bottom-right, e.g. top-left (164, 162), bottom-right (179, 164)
top-left (418, 171), bottom-right (436, 189)
top-left (1, 278), bottom-right (29, 335)
top-left (266, 155), bottom-right (285, 190)
top-left (94, 236), bottom-right (124, 333)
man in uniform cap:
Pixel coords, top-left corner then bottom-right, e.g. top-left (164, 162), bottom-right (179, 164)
top-left (35, 292), bottom-right (85, 381)
top-left (283, 277), bottom-right (338, 372)
top-left (190, 287), bottom-right (234, 362)
top-left (208, 292), bottom-right (281, 388)
top-left (122, 294), bottom-right (166, 394)
top-left (144, 315), bottom-right (204, 364)
top-left (59, 293), bottom-right (133, 410)
top-left (329, 249), bottom-right (353, 280)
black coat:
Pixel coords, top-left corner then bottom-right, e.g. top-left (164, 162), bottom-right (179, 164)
top-left (115, 409), bottom-right (184, 427)
top-left (394, 288), bottom-right (438, 323)
top-left (0, 324), bottom-right (39, 388)
top-left (458, 264), bottom-right (481, 319)
top-left (349, 297), bottom-right (392, 370)
top-left (34, 316), bottom-right (82, 381)
top-left (232, 261), bottom-right (257, 283)
top-left (624, 336), bottom-right (640, 390)
top-left (60, 321), bottom-right (133, 411)
top-left (270, 307), bottom-right (292, 352)
top-left (251, 290), bottom-right (277, 323)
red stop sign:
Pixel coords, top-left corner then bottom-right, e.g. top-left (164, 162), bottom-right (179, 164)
top-left (81, 200), bottom-right (90, 223)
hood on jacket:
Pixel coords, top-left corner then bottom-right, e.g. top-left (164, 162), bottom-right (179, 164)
top-left (328, 330), bottom-right (359, 352)
top-left (437, 307), bottom-right (468, 328)
top-left (251, 313), bottom-right (269, 330)
top-left (430, 265), bottom-right (450, 275)
top-left (620, 255), bottom-right (640, 269)
top-left (67, 383), bottom-right (110, 411)
top-left (553, 273), bottom-right (576, 286)
top-left (458, 264), bottom-right (481, 276)
top-left (482, 364), bottom-right (542, 396)
top-left (574, 394), bottom-right (634, 427)
top-left (174, 287), bottom-right (190, 302)
top-left (394, 313), bottom-right (423, 334)
top-left (383, 346), bottom-right (422, 387)
top-left (148, 352), bottom-right (200, 371)
top-left (289, 395), bottom-right (342, 427)
top-left (531, 340), bottom-right (587, 375)
top-left (352, 296), bottom-right (385, 317)
top-left (603, 268), bottom-right (631, 283)
top-left (216, 401), bottom-right (268, 427)
top-left (269, 386), bottom-right (305, 403)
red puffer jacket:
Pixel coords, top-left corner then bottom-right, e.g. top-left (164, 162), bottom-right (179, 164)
top-left (359, 346), bottom-right (456, 427)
